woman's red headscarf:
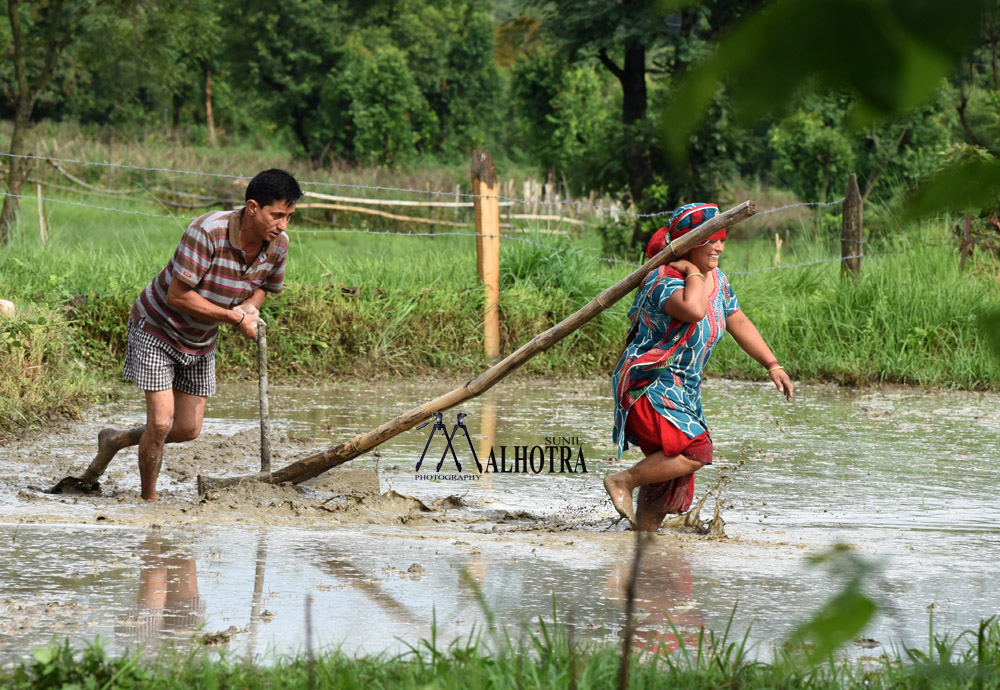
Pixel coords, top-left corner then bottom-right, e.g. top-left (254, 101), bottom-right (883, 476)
top-left (646, 202), bottom-right (726, 259)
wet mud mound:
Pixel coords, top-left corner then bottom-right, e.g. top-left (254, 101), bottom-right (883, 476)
top-left (303, 467), bottom-right (381, 498)
top-left (5, 418), bottom-right (733, 538)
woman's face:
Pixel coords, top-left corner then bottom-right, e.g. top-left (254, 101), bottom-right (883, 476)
top-left (687, 238), bottom-right (725, 271)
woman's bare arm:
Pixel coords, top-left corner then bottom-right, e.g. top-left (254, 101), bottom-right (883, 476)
top-left (725, 309), bottom-right (794, 401)
top-left (662, 259), bottom-right (710, 322)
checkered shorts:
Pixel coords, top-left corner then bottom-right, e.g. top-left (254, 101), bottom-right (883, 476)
top-left (123, 318), bottom-right (216, 396)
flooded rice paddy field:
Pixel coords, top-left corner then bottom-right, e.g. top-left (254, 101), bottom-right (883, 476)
top-left (2, 377), bottom-right (1000, 664)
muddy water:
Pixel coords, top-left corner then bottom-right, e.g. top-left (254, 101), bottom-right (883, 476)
top-left (2, 378), bottom-right (999, 665)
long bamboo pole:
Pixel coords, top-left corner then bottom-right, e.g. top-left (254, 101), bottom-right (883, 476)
top-left (196, 200), bottom-right (757, 495)
top-left (296, 202), bottom-right (470, 228)
top-left (303, 189), bottom-right (515, 208)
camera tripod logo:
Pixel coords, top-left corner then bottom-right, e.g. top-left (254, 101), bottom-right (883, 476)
top-left (415, 412), bottom-right (482, 473)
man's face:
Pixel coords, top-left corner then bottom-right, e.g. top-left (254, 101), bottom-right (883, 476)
top-left (247, 199), bottom-right (296, 243)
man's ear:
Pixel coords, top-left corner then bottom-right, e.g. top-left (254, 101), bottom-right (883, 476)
top-left (246, 199), bottom-right (260, 215)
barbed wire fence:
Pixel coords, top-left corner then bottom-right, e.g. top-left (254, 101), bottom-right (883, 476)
top-left (0, 151), bottom-right (964, 283)
top-left (4, 151), bottom-right (844, 219)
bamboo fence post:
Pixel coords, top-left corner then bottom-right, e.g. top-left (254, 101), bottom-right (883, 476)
top-left (196, 200), bottom-right (758, 495)
top-left (960, 212), bottom-right (971, 271)
top-left (473, 149), bottom-right (501, 359)
top-left (841, 173), bottom-right (863, 276)
top-left (36, 184), bottom-right (47, 243)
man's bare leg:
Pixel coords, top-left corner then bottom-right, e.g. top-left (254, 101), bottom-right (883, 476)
top-left (138, 389), bottom-right (206, 501)
top-left (604, 451), bottom-right (704, 527)
top-left (88, 387), bottom-right (206, 487)
top-left (82, 426), bottom-right (147, 484)
top-left (168, 390), bottom-right (206, 444)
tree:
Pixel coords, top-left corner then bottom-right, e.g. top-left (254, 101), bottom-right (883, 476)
top-left (530, 0), bottom-right (763, 201)
top-left (769, 103), bottom-right (857, 204)
top-left (510, 46), bottom-right (619, 192)
top-left (524, 0), bottom-right (762, 248)
top-left (664, 0), bottom-right (990, 160)
top-left (1, 0), bottom-right (95, 243)
top-left (527, 0), bottom-right (664, 208)
top-left (220, 0), bottom-right (347, 159)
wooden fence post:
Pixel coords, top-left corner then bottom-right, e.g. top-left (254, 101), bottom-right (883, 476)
top-left (472, 149), bottom-right (501, 359)
top-left (37, 184), bottom-right (48, 244)
top-left (841, 173), bottom-right (863, 276)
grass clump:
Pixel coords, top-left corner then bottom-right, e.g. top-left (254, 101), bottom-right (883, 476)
top-left (7, 616), bottom-right (1000, 689)
top-left (713, 225), bottom-right (1000, 388)
top-left (0, 309), bottom-right (108, 431)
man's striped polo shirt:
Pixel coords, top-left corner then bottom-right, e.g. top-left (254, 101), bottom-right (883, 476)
top-left (130, 208), bottom-right (288, 355)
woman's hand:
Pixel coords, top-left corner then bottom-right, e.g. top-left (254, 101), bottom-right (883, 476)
top-left (668, 259), bottom-right (699, 277)
top-left (768, 367), bottom-right (794, 401)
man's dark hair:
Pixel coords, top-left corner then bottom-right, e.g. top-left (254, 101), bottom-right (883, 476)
top-left (245, 169), bottom-right (303, 207)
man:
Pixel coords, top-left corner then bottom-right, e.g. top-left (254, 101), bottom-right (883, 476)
top-left (87, 168), bottom-right (302, 500)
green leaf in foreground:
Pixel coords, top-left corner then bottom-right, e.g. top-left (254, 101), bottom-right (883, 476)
top-left (787, 587), bottom-right (877, 665)
top-left (663, 0), bottom-right (987, 163)
top-left (903, 159), bottom-right (1000, 221)
top-left (784, 544), bottom-right (878, 665)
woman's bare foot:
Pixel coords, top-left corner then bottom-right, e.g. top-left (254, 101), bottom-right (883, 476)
top-left (603, 474), bottom-right (636, 526)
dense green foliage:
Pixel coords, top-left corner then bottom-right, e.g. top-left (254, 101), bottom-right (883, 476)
top-left (4, 0), bottom-right (1000, 232)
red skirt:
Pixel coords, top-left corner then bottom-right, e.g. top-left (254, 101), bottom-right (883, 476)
top-left (624, 395), bottom-right (713, 514)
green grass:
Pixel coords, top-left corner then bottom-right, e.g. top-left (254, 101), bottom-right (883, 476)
top-left (713, 224), bottom-right (1000, 388)
top-left (6, 615), bottom-right (1000, 689)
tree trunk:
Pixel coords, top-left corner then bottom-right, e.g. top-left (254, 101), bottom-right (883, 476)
top-left (621, 39), bottom-right (652, 208)
top-left (291, 111), bottom-right (312, 159)
top-left (204, 63), bottom-right (217, 147)
top-left (596, 17), bottom-right (654, 213)
top-left (0, 101), bottom-right (33, 245)
top-left (2, 0), bottom-right (89, 244)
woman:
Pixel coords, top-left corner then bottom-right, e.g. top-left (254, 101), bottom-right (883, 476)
top-left (604, 203), bottom-right (794, 532)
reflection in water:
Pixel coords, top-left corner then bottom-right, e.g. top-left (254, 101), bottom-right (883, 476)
top-left (115, 533), bottom-right (204, 649)
top-left (247, 535), bottom-right (268, 661)
top-left (608, 548), bottom-right (706, 655)
top-left (478, 393), bottom-right (498, 464)
top-left (317, 555), bottom-right (424, 627)
top-left (477, 393), bottom-right (498, 489)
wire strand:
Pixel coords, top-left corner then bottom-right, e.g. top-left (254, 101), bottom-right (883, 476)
top-left (4, 193), bottom-right (181, 220)
top-left (1, 152), bottom-right (849, 220)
